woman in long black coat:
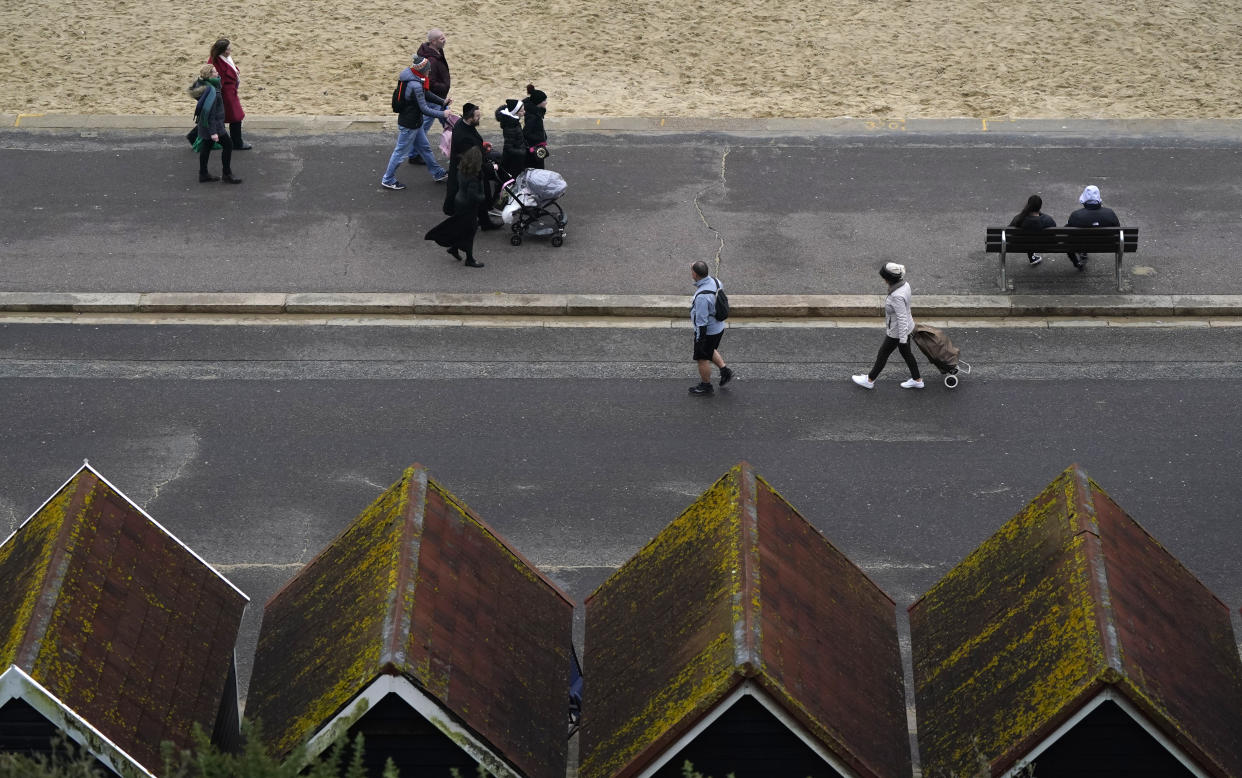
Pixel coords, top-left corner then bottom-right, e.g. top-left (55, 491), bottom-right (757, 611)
top-left (522, 84), bottom-right (548, 170)
top-left (426, 146), bottom-right (486, 268)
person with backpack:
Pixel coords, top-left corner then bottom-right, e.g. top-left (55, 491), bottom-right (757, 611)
top-left (852, 262), bottom-right (922, 390)
top-left (688, 260), bottom-right (734, 396)
top-left (381, 55), bottom-right (450, 190)
top-left (192, 64), bottom-right (242, 184)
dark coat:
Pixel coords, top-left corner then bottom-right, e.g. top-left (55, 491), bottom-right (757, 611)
top-left (1067, 202), bottom-right (1120, 227)
top-left (195, 83), bottom-right (227, 137)
top-left (522, 103), bottom-right (547, 168)
top-left (443, 119), bottom-right (485, 214)
top-left (1008, 212), bottom-right (1055, 229)
top-left (495, 109), bottom-right (527, 178)
top-left (210, 56), bottom-right (245, 122)
top-left (426, 174), bottom-right (484, 253)
top-left (395, 69), bottom-right (446, 130)
top-left (416, 42), bottom-right (450, 99)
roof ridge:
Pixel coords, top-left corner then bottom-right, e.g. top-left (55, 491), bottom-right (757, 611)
top-left (380, 465), bottom-right (428, 671)
top-left (733, 462), bottom-right (761, 675)
top-left (1068, 465), bottom-right (1124, 675)
top-left (13, 470), bottom-right (91, 669)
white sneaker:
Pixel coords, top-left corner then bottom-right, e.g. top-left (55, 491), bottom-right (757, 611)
top-left (851, 374), bottom-right (875, 389)
top-left (901, 378), bottom-right (925, 389)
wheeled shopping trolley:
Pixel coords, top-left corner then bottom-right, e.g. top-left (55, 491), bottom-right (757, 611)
top-left (912, 324), bottom-right (972, 389)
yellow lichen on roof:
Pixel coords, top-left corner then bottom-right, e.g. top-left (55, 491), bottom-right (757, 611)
top-left (30, 485), bottom-right (103, 701)
top-left (913, 468), bottom-right (1109, 777)
top-left (581, 467), bottom-right (746, 778)
top-left (259, 467), bottom-right (415, 756)
top-left (0, 483), bottom-right (76, 669)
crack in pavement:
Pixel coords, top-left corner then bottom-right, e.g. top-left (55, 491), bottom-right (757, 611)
top-left (692, 145), bottom-right (730, 276)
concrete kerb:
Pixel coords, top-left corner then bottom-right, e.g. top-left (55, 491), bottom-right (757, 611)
top-left (4, 293), bottom-right (1242, 318)
top-left (9, 114), bottom-right (1242, 141)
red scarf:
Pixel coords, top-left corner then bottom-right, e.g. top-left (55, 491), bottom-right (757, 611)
top-left (410, 68), bottom-right (430, 91)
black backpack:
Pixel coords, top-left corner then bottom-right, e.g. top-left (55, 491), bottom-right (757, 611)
top-left (391, 79), bottom-right (406, 113)
top-left (694, 277), bottom-right (730, 321)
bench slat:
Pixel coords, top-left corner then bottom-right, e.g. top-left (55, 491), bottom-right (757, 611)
top-left (985, 227), bottom-right (1138, 253)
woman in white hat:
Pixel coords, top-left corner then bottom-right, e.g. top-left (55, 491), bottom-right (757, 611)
top-left (852, 262), bottom-right (923, 390)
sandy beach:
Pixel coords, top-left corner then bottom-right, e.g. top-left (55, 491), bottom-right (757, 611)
top-left (2, 0), bottom-right (1241, 119)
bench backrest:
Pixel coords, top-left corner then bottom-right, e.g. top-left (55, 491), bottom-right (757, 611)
top-left (985, 227), bottom-right (1139, 253)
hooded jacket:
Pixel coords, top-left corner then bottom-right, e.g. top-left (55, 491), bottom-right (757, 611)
top-left (495, 105), bottom-right (527, 176)
top-left (1067, 201), bottom-right (1120, 228)
top-left (415, 42), bottom-right (450, 99)
top-left (884, 281), bottom-right (915, 342)
top-left (522, 102), bottom-right (547, 147)
top-left (395, 67), bottom-right (447, 129)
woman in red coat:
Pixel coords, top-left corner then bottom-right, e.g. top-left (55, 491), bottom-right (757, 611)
top-left (209, 39), bottom-right (251, 150)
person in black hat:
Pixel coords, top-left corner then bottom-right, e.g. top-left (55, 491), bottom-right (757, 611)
top-left (494, 99), bottom-right (527, 177)
top-left (442, 103), bottom-right (500, 229)
top-left (522, 84), bottom-right (549, 169)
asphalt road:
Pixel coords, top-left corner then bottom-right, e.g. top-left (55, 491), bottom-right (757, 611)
top-left (2, 319), bottom-right (1241, 708)
top-left (4, 127), bottom-right (1242, 296)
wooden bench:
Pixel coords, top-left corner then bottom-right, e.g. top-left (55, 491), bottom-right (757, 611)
top-left (984, 227), bottom-right (1139, 292)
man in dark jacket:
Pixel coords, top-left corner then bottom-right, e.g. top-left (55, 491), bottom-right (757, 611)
top-left (1066, 185), bottom-right (1121, 270)
top-left (380, 55), bottom-right (449, 190)
top-left (413, 29), bottom-right (451, 166)
top-left (442, 104), bottom-right (499, 228)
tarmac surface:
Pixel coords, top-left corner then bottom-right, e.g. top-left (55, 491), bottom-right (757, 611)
top-left (4, 115), bottom-right (1242, 315)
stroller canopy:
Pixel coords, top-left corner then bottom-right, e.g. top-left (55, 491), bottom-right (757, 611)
top-left (519, 169), bottom-right (567, 204)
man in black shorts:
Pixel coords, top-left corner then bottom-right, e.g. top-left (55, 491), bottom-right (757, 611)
top-left (689, 260), bottom-right (733, 395)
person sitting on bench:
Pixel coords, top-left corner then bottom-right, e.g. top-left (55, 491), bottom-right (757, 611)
top-left (1066, 185), bottom-right (1120, 270)
top-left (1008, 194), bottom-right (1056, 266)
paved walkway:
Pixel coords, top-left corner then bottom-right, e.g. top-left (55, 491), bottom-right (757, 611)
top-left (4, 115), bottom-right (1242, 317)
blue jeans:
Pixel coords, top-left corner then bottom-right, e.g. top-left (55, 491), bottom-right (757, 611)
top-left (382, 125), bottom-right (444, 184)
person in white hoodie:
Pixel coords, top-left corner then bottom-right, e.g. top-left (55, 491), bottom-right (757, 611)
top-left (852, 262), bottom-right (923, 390)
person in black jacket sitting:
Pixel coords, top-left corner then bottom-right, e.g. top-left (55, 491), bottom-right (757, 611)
top-left (1066, 185), bottom-right (1120, 270)
top-left (1008, 194), bottom-right (1055, 265)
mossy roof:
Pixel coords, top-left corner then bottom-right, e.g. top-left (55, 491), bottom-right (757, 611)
top-left (0, 464), bottom-right (248, 774)
top-left (909, 464), bottom-right (1242, 778)
top-left (246, 464), bottom-right (574, 778)
top-left (580, 462), bottom-right (909, 778)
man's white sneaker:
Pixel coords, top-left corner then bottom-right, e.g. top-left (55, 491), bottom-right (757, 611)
top-left (851, 374), bottom-right (875, 389)
top-left (900, 378), bottom-right (925, 389)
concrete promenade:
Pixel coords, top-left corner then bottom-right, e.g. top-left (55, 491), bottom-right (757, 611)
top-left (4, 114), bottom-right (1242, 317)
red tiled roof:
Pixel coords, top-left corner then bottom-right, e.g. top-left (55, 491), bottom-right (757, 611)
top-left (581, 462), bottom-right (909, 778)
top-left (0, 465), bottom-right (248, 774)
top-left (247, 464), bottom-right (573, 778)
top-left (910, 464), bottom-right (1242, 777)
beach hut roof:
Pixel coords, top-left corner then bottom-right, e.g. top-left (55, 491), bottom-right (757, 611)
top-left (909, 464), bottom-right (1242, 778)
top-left (0, 463), bottom-right (248, 775)
top-left (246, 463), bottom-right (574, 778)
top-left (581, 462), bottom-right (910, 778)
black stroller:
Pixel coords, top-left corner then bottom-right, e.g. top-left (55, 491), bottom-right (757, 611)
top-left (913, 324), bottom-right (972, 389)
top-left (498, 168), bottom-right (568, 247)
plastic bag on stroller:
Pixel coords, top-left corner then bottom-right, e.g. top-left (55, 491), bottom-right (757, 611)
top-left (501, 187), bottom-right (536, 225)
